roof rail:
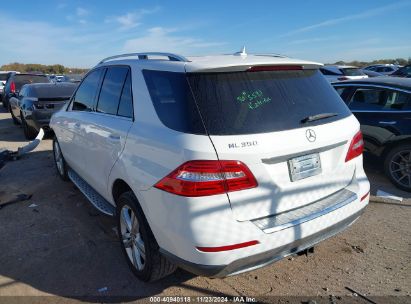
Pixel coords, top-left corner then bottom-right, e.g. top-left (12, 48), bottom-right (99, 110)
top-left (98, 52), bottom-right (189, 64)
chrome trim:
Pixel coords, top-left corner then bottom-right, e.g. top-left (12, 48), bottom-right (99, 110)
top-left (333, 83), bottom-right (411, 94)
top-left (98, 52), bottom-right (189, 64)
top-left (252, 188), bottom-right (357, 234)
top-left (379, 121), bottom-right (397, 125)
top-left (261, 140), bottom-right (347, 164)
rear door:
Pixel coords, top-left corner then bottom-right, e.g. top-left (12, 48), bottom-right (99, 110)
top-left (81, 66), bottom-right (133, 199)
top-left (188, 69), bottom-right (358, 221)
top-left (345, 86), bottom-right (411, 153)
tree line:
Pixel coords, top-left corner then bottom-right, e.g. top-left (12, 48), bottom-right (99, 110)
top-left (331, 57), bottom-right (411, 67)
top-left (0, 63), bottom-right (88, 74)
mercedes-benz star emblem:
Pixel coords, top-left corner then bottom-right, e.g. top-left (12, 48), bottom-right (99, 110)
top-left (306, 129), bottom-right (316, 142)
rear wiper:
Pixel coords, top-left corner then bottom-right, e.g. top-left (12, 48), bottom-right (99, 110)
top-left (300, 113), bottom-right (338, 124)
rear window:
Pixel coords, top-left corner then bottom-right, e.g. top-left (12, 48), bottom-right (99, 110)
top-left (14, 75), bottom-right (49, 89)
top-left (144, 69), bottom-right (351, 135)
top-left (341, 68), bottom-right (365, 76)
top-left (30, 85), bottom-right (77, 98)
top-left (0, 73), bottom-right (9, 81)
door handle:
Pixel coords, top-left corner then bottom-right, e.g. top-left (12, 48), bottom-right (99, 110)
top-left (379, 121), bottom-right (397, 125)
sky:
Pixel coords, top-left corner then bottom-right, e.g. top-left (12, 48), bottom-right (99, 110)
top-left (1, 0), bottom-right (410, 68)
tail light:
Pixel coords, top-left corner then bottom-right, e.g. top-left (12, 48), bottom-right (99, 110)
top-left (345, 131), bottom-right (364, 162)
top-left (154, 160), bottom-right (258, 197)
top-left (10, 81), bottom-right (16, 93)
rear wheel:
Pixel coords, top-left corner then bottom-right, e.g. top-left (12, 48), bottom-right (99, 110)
top-left (384, 144), bottom-right (411, 192)
top-left (21, 114), bottom-right (37, 140)
top-left (117, 191), bottom-right (176, 282)
top-left (53, 137), bottom-right (69, 181)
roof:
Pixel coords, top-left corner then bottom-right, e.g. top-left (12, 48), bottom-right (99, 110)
top-left (333, 76), bottom-right (411, 91)
top-left (97, 52), bottom-right (323, 73)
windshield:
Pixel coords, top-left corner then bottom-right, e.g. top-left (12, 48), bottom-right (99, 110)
top-left (0, 73), bottom-right (9, 81)
top-left (143, 69), bottom-right (351, 135)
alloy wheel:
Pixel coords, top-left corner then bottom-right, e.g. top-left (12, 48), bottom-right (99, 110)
top-left (389, 149), bottom-right (411, 189)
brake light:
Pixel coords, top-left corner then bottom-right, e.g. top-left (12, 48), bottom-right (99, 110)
top-left (345, 131), bottom-right (364, 162)
top-left (247, 65), bottom-right (303, 72)
top-left (154, 160), bottom-right (258, 197)
top-left (10, 81), bottom-right (15, 93)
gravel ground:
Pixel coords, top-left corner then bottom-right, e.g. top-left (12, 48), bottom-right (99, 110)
top-left (0, 108), bottom-right (410, 303)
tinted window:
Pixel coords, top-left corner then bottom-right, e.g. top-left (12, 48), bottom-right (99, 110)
top-left (143, 70), bottom-right (205, 134)
top-left (31, 84), bottom-right (77, 98)
top-left (341, 68), bottom-right (365, 76)
top-left (14, 75), bottom-right (49, 90)
top-left (97, 67), bottom-right (129, 115)
top-left (117, 71), bottom-right (133, 118)
top-left (72, 69), bottom-right (103, 111)
top-left (0, 73), bottom-right (9, 81)
top-left (144, 69), bottom-right (351, 135)
top-left (349, 88), bottom-right (411, 111)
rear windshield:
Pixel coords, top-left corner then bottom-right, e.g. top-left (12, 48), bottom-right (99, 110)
top-left (15, 75), bottom-right (49, 89)
top-left (0, 73), bottom-right (9, 81)
top-left (143, 69), bottom-right (351, 135)
top-left (341, 68), bottom-right (365, 76)
top-left (30, 85), bottom-right (76, 98)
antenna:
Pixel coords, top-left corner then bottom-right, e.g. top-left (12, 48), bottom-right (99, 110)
top-left (234, 46), bottom-right (247, 57)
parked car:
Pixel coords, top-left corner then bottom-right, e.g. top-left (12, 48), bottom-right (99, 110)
top-left (0, 71), bottom-right (18, 102)
top-left (390, 65), bottom-right (411, 78)
top-left (2, 73), bottom-right (49, 109)
top-left (361, 69), bottom-right (384, 78)
top-left (363, 64), bottom-right (399, 75)
top-left (50, 51), bottom-right (370, 282)
top-left (320, 65), bottom-right (368, 82)
top-left (333, 77), bottom-right (411, 192)
top-left (8, 82), bottom-right (77, 139)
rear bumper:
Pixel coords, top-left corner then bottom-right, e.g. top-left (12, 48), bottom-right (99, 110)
top-left (161, 208), bottom-right (365, 277)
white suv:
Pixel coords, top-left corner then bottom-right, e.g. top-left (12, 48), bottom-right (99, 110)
top-left (50, 51), bottom-right (370, 282)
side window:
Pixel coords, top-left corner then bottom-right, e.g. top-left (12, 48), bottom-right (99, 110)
top-left (72, 69), bottom-right (103, 111)
top-left (349, 88), bottom-right (410, 111)
top-left (335, 87), bottom-right (346, 96)
top-left (96, 66), bottom-right (129, 115)
top-left (117, 71), bottom-right (133, 118)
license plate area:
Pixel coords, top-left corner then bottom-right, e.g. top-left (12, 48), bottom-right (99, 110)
top-left (288, 153), bottom-right (321, 182)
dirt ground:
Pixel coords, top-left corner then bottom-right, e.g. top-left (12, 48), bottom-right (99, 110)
top-left (0, 107), bottom-right (410, 304)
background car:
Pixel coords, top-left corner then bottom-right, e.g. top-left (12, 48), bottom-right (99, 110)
top-left (0, 71), bottom-right (18, 102)
top-left (363, 64), bottom-right (400, 75)
top-left (333, 77), bottom-right (411, 192)
top-left (320, 65), bottom-right (368, 82)
top-left (2, 73), bottom-right (49, 109)
top-left (390, 65), bottom-right (411, 78)
top-left (9, 82), bottom-right (77, 139)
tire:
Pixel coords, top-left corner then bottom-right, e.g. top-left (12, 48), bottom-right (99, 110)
top-left (384, 144), bottom-right (411, 192)
top-left (117, 191), bottom-right (176, 282)
top-left (21, 115), bottom-right (37, 140)
top-left (53, 137), bottom-right (69, 181)
top-left (9, 104), bottom-right (20, 125)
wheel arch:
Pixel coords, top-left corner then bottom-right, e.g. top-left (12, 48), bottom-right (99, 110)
top-left (381, 137), bottom-right (411, 160)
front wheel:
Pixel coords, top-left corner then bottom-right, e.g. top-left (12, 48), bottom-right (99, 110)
top-left (117, 191), bottom-right (176, 282)
top-left (53, 137), bottom-right (69, 181)
top-left (384, 144), bottom-right (411, 192)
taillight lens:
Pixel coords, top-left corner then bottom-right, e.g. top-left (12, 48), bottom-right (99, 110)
top-left (10, 81), bottom-right (16, 93)
top-left (345, 131), bottom-right (364, 162)
top-left (154, 160), bottom-right (258, 197)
